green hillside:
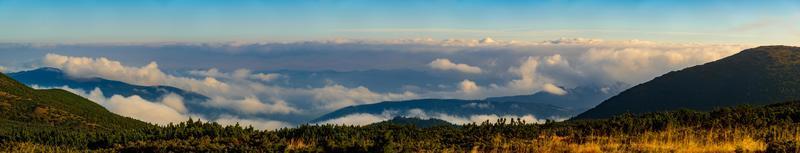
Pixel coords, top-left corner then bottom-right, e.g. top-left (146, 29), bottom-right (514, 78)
top-left (0, 72), bottom-right (152, 132)
top-left (575, 45), bottom-right (800, 119)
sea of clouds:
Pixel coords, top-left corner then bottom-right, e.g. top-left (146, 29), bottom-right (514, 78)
top-left (0, 38), bottom-right (750, 129)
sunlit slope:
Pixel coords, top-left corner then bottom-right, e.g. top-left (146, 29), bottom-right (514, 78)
top-left (0, 72), bottom-right (151, 131)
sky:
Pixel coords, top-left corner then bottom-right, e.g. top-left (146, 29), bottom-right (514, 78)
top-left (0, 0), bottom-right (798, 129)
top-left (0, 0), bottom-right (798, 45)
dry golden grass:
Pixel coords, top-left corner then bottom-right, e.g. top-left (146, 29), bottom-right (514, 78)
top-left (0, 142), bottom-right (83, 153)
top-left (467, 127), bottom-right (783, 153)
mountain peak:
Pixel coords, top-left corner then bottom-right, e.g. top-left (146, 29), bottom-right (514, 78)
top-left (574, 45), bottom-right (800, 119)
top-left (734, 45), bottom-right (800, 65)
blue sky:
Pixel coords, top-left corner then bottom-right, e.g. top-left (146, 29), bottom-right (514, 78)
top-left (0, 0), bottom-right (798, 44)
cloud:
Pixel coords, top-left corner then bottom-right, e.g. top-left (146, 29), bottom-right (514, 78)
top-left (541, 83), bottom-right (567, 95)
top-left (191, 68), bottom-right (283, 82)
top-left (161, 93), bottom-right (188, 113)
top-left (41, 54), bottom-right (420, 124)
top-left (316, 113), bottom-right (393, 126)
top-left (507, 56), bottom-right (542, 92)
top-left (250, 73), bottom-right (282, 82)
top-left (45, 86), bottom-right (192, 125)
top-left (44, 54), bottom-right (168, 86)
top-left (36, 85), bottom-right (293, 130)
top-left (23, 39), bottom-right (750, 125)
top-left (429, 58), bottom-right (482, 74)
top-left (577, 46), bottom-right (742, 83)
top-left (308, 85), bottom-right (418, 110)
top-left (0, 66), bottom-right (6, 72)
top-left (44, 53), bottom-right (233, 97)
top-left (459, 79), bottom-right (480, 93)
top-left (434, 114), bottom-right (548, 125)
top-left (316, 109), bottom-right (562, 126)
top-left (204, 96), bottom-right (299, 115)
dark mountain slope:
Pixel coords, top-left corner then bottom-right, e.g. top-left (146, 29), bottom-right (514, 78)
top-left (0, 72), bottom-right (151, 131)
top-left (575, 45), bottom-right (800, 119)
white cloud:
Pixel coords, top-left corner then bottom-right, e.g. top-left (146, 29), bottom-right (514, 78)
top-left (316, 109), bottom-right (563, 126)
top-left (48, 86), bottom-right (192, 125)
top-left (309, 85), bottom-right (418, 110)
top-left (429, 58), bottom-right (483, 74)
top-left (44, 54), bottom-right (167, 86)
top-left (507, 56), bottom-right (542, 92)
top-left (29, 39), bottom-right (750, 125)
top-left (35, 85), bottom-right (294, 129)
top-left (459, 79), bottom-right (480, 93)
top-left (161, 93), bottom-right (188, 113)
top-left (317, 113), bottom-right (392, 126)
top-left (250, 73), bottom-right (282, 82)
top-left (42, 54), bottom-right (416, 116)
top-left (44, 53), bottom-right (232, 97)
top-left (541, 83), bottom-right (567, 95)
top-left (190, 68), bottom-right (283, 82)
top-left (204, 96), bottom-right (299, 115)
top-left (188, 68), bottom-right (226, 78)
top-left (435, 114), bottom-right (548, 125)
top-left (577, 46), bottom-right (742, 83)
top-left (0, 66), bottom-right (6, 73)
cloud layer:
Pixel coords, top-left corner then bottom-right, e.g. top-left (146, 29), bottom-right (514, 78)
top-left (34, 85), bottom-right (292, 130)
top-left (15, 38), bottom-right (751, 127)
top-left (316, 109), bottom-right (561, 126)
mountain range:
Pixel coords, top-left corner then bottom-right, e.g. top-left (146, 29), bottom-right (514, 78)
top-left (14, 46), bottom-right (800, 125)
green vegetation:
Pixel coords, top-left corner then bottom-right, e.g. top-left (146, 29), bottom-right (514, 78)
top-left (0, 72), bottom-right (150, 130)
top-left (3, 101), bottom-right (800, 152)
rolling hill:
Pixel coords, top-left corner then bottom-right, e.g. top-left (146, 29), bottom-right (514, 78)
top-left (0, 72), bottom-right (151, 131)
top-left (575, 45), bottom-right (800, 119)
top-left (8, 67), bottom-right (212, 115)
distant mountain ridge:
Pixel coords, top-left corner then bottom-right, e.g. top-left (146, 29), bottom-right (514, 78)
top-left (312, 99), bottom-right (576, 123)
top-left (313, 84), bottom-right (625, 123)
top-left (486, 83), bottom-right (627, 111)
top-left (575, 46), bottom-right (800, 119)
